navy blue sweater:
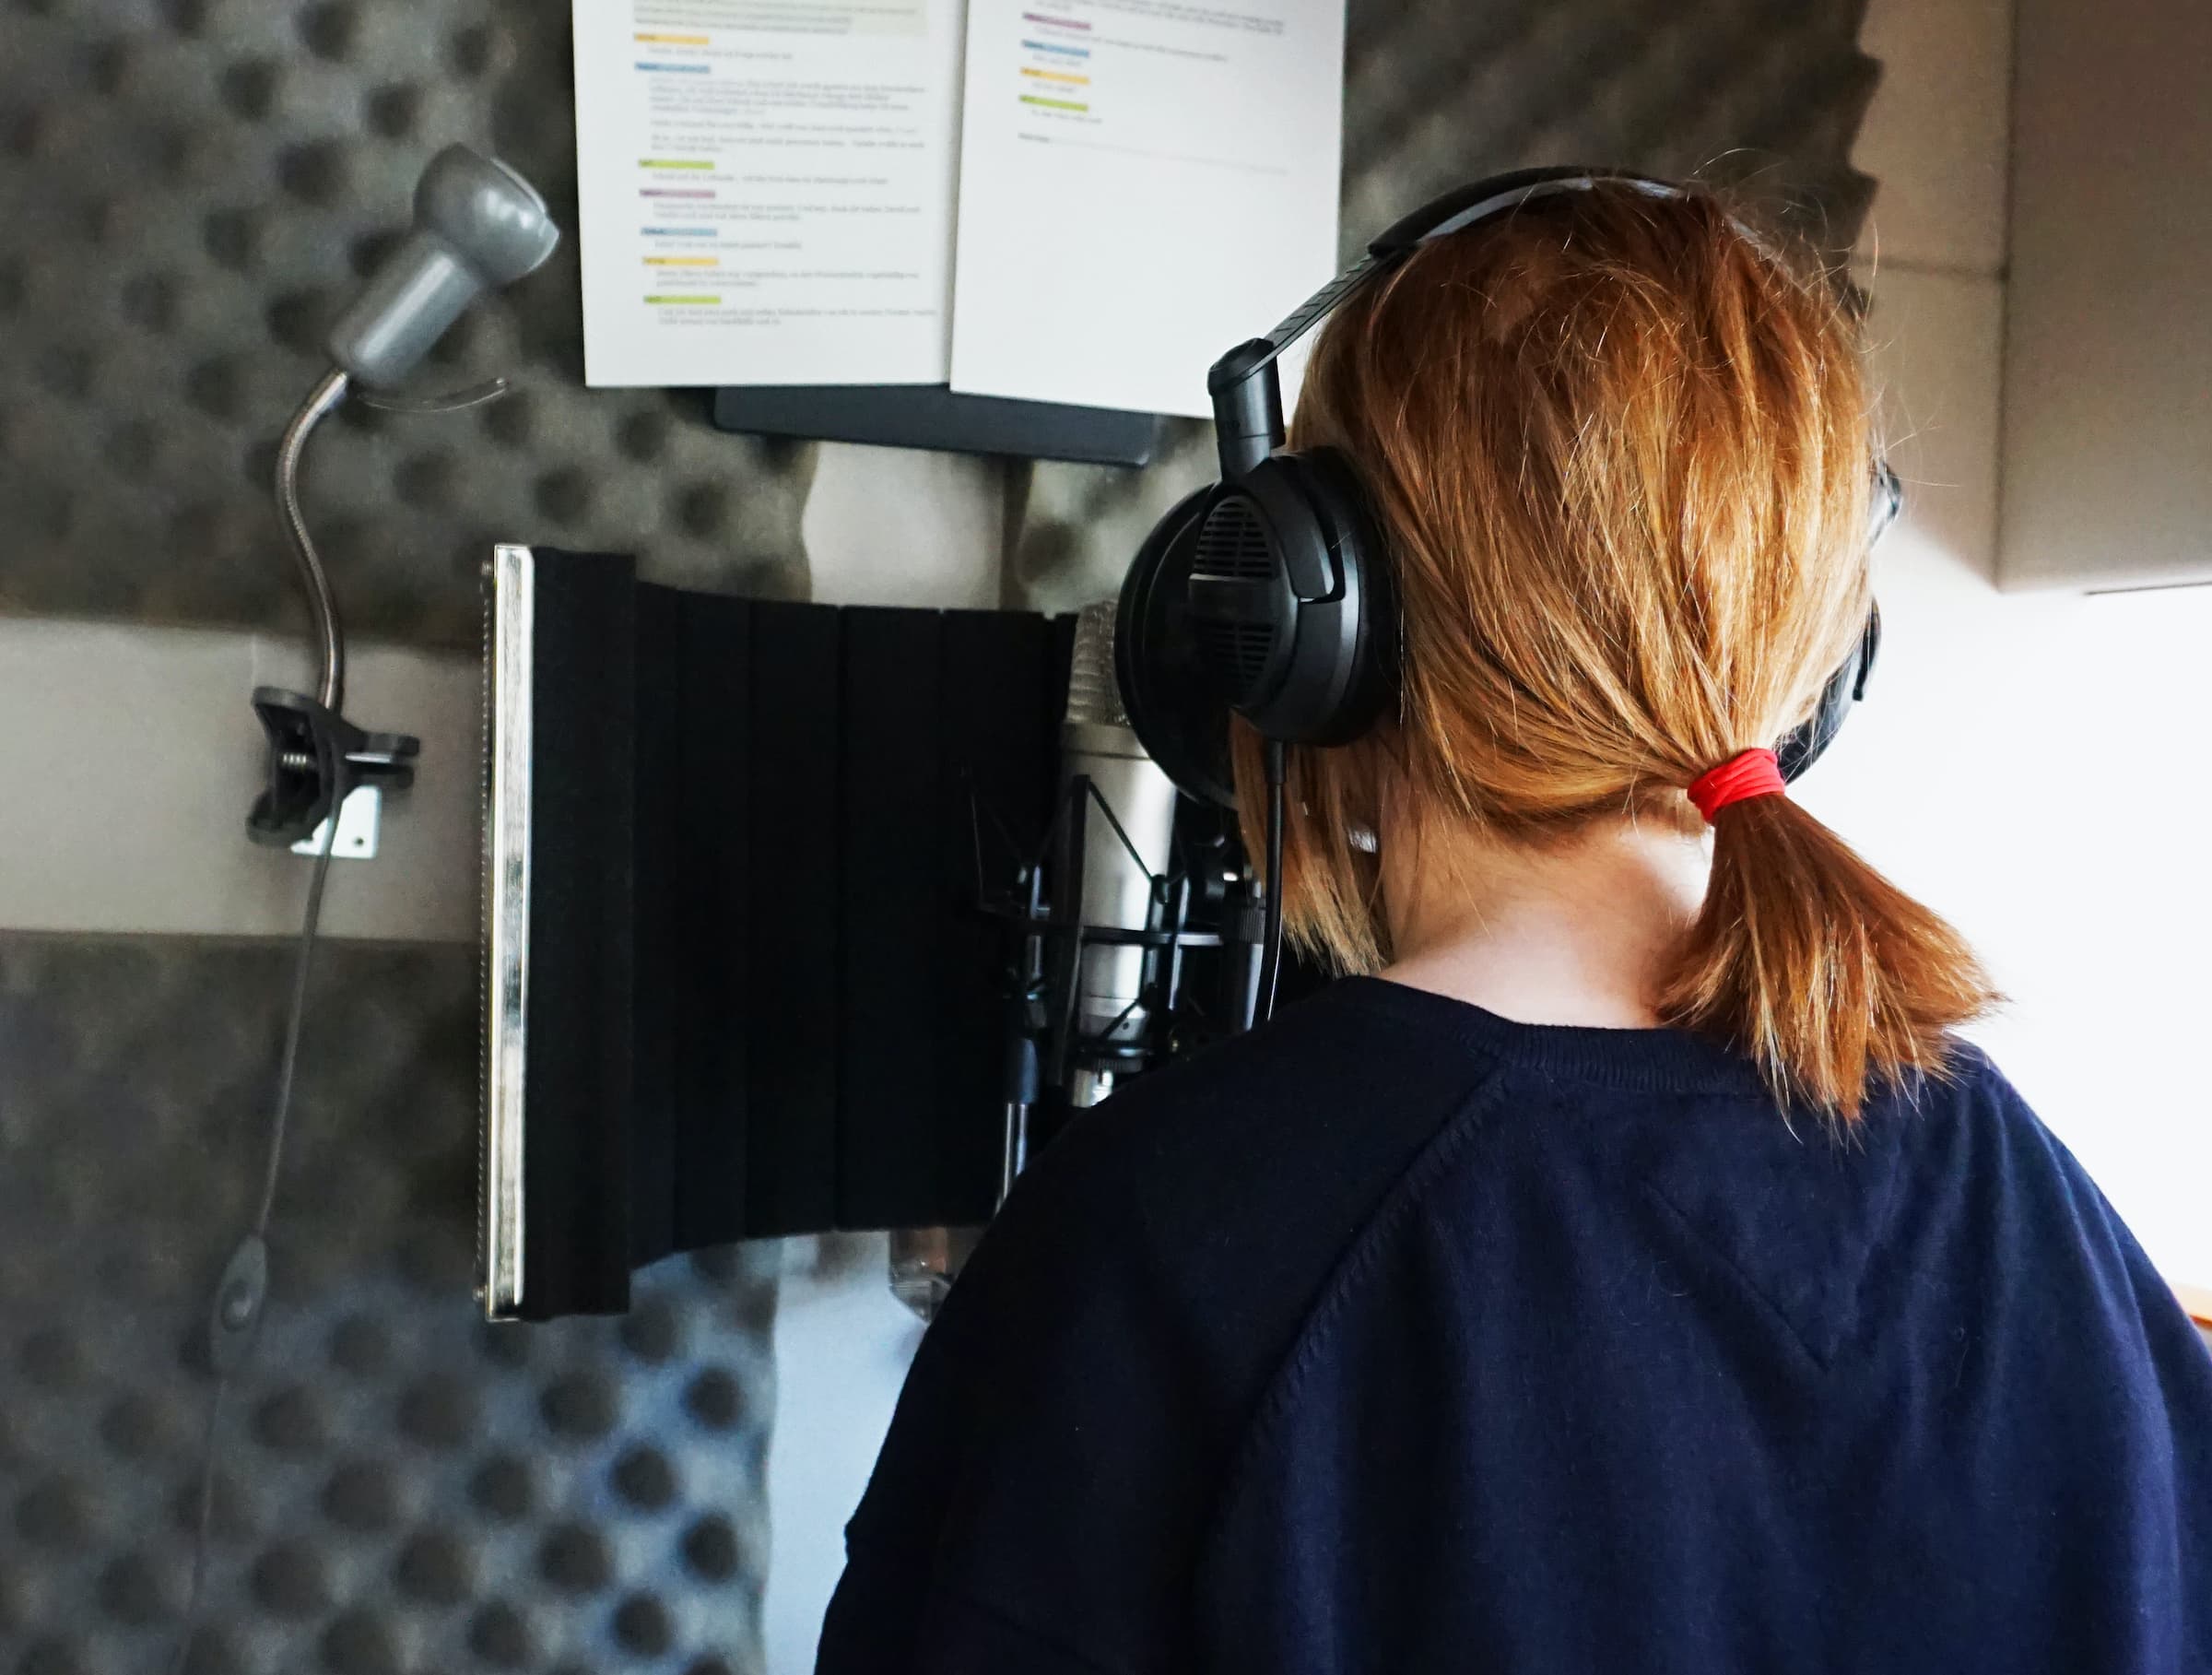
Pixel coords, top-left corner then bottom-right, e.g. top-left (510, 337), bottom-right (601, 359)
top-left (818, 976), bottom-right (2212, 1673)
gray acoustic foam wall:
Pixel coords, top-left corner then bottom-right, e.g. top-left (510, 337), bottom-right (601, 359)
top-left (0, 0), bottom-right (1877, 632)
top-left (0, 0), bottom-right (817, 644)
top-left (0, 938), bottom-right (781, 1675)
top-left (1011, 0), bottom-right (1883, 611)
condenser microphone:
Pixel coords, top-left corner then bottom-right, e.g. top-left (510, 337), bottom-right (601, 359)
top-left (987, 602), bottom-right (1268, 1209)
top-left (327, 145), bottom-right (560, 389)
top-left (1059, 600), bottom-right (1182, 1108)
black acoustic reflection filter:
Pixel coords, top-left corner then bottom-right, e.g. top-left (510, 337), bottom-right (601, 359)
top-left (517, 549), bottom-right (638, 1318)
top-left (835, 608), bottom-right (1069, 1231)
top-left (497, 550), bottom-right (1067, 1318)
top-left (743, 601), bottom-right (842, 1236)
top-left (839, 609), bottom-right (944, 1232)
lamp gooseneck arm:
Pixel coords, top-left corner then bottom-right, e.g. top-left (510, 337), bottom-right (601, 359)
top-left (273, 367), bottom-right (352, 715)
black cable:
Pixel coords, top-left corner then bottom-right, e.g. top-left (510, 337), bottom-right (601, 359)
top-left (251, 811), bottom-right (338, 1235)
top-left (168, 804), bottom-right (341, 1675)
top-left (1257, 739), bottom-right (1288, 1022)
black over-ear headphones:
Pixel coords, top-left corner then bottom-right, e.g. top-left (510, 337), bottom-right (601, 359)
top-left (1117, 166), bottom-right (1899, 814)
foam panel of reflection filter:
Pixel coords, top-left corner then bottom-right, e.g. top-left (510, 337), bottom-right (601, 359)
top-left (482, 546), bottom-right (1074, 1320)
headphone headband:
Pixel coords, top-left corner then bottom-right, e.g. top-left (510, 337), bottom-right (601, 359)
top-left (1366, 167), bottom-right (1681, 256)
top-left (1210, 168), bottom-right (1681, 478)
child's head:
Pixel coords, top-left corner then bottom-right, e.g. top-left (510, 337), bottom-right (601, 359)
top-left (1249, 181), bottom-right (1992, 1115)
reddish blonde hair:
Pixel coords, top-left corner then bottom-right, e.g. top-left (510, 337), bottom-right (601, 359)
top-left (1236, 183), bottom-right (1994, 1117)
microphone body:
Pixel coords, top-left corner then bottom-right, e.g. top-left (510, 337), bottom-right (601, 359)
top-left (1058, 602), bottom-right (1181, 1108)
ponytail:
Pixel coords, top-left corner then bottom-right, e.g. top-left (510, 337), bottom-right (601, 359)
top-left (1658, 789), bottom-right (1997, 1120)
top-left (1267, 178), bottom-right (2000, 1119)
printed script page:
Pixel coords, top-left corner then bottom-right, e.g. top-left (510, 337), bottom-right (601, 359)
top-left (573, 0), bottom-right (965, 385)
top-left (947, 0), bottom-right (1344, 417)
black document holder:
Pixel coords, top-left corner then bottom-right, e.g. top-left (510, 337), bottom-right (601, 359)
top-left (481, 545), bottom-right (1073, 1319)
top-left (712, 383), bottom-right (1163, 466)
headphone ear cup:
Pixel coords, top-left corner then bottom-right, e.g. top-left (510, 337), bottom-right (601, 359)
top-left (1779, 466), bottom-right (1892, 780)
top-left (1116, 485), bottom-right (1238, 808)
top-left (1289, 449), bottom-right (1397, 746)
top-left (1183, 449), bottom-right (1395, 747)
top-left (1776, 605), bottom-right (1879, 782)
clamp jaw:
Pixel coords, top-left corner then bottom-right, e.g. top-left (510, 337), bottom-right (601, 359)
top-left (246, 686), bottom-right (420, 847)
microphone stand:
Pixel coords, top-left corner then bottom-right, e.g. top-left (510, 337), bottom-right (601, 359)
top-left (984, 773), bottom-right (1265, 1204)
top-left (891, 774), bottom-right (1263, 1323)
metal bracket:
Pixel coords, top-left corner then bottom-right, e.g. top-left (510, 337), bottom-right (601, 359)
top-left (355, 375), bottom-right (511, 415)
top-left (288, 783), bottom-right (385, 859)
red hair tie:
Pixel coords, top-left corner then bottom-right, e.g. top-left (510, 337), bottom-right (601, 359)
top-left (1687, 748), bottom-right (1786, 821)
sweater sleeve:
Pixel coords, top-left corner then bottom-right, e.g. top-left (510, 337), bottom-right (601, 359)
top-left (821, 1539), bottom-right (1130, 1675)
top-left (810, 1124), bottom-right (1224, 1675)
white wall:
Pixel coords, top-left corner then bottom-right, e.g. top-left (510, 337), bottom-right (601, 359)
top-left (1804, 0), bottom-right (2212, 1301)
top-left (762, 1238), bottom-right (929, 1670)
top-left (1998, 0), bottom-right (2212, 590)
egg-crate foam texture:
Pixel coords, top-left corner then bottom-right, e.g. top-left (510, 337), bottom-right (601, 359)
top-left (0, 935), bottom-right (779, 1675)
top-left (0, 0), bottom-right (817, 646)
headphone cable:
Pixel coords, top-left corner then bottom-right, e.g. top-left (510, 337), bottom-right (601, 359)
top-left (1257, 739), bottom-right (1288, 1021)
top-left (168, 802), bottom-right (341, 1675)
